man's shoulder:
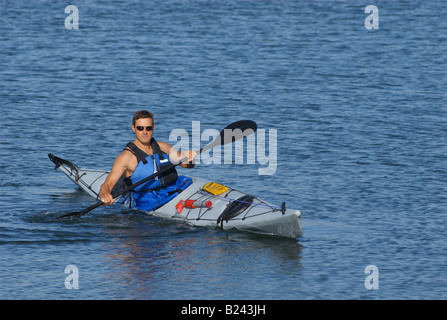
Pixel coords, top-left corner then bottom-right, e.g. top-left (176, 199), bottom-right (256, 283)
top-left (156, 141), bottom-right (173, 153)
top-left (116, 148), bottom-right (136, 163)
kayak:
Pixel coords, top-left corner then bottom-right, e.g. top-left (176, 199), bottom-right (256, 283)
top-left (48, 153), bottom-right (303, 239)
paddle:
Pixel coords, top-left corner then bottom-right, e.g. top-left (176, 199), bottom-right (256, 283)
top-left (55, 120), bottom-right (257, 220)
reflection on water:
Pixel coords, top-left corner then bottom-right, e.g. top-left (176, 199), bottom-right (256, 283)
top-left (101, 219), bottom-right (303, 299)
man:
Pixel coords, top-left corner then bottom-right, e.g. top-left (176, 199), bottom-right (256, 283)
top-left (99, 110), bottom-right (196, 211)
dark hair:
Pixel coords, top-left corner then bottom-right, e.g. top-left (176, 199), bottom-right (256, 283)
top-left (132, 110), bottom-right (154, 126)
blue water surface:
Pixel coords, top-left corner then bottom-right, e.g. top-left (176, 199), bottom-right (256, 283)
top-left (1, 0), bottom-right (446, 300)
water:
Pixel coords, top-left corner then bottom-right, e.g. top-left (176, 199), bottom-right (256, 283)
top-left (1, 0), bottom-right (446, 300)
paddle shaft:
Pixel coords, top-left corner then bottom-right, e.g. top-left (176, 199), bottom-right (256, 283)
top-left (55, 120), bottom-right (257, 220)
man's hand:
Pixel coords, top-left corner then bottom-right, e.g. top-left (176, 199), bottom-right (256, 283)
top-left (183, 150), bottom-right (197, 163)
top-left (179, 150), bottom-right (197, 168)
top-left (99, 191), bottom-right (115, 206)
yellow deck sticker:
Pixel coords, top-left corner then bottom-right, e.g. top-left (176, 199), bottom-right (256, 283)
top-left (203, 182), bottom-right (229, 196)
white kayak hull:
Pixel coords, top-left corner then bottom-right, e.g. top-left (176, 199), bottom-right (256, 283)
top-left (49, 154), bottom-right (303, 239)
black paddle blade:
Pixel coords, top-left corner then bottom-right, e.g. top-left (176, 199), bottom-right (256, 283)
top-left (201, 120), bottom-right (258, 153)
top-left (54, 201), bottom-right (103, 220)
top-left (222, 120), bottom-right (258, 133)
top-left (220, 120), bottom-right (257, 145)
top-left (54, 211), bottom-right (81, 220)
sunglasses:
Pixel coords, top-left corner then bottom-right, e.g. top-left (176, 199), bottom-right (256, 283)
top-left (136, 126), bottom-right (153, 132)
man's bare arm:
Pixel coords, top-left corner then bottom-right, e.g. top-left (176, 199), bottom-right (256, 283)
top-left (158, 141), bottom-right (196, 168)
top-left (99, 151), bottom-right (133, 205)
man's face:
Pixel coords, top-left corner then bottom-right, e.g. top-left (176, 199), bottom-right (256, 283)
top-left (132, 117), bottom-right (154, 144)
